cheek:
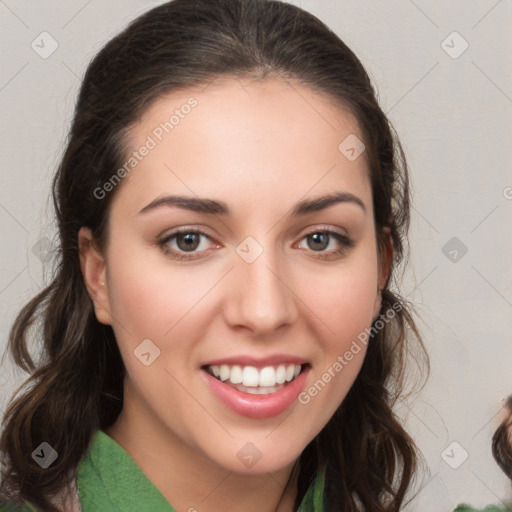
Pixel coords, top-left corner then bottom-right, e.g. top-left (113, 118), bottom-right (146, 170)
top-left (103, 244), bottom-right (204, 413)
top-left (325, 276), bottom-right (375, 326)
top-left (106, 242), bottom-right (216, 338)
top-left (296, 252), bottom-right (378, 417)
top-left (302, 256), bottom-right (379, 340)
top-left (298, 294), bottom-right (374, 437)
top-left (315, 271), bottom-right (375, 371)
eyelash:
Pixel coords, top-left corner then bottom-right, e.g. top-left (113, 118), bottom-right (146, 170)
top-left (157, 227), bottom-right (354, 262)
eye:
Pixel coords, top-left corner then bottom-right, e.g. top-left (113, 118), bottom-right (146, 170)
top-left (157, 227), bottom-right (354, 262)
top-left (297, 229), bottom-right (354, 259)
top-left (158, 229), bottom-right (217, 261)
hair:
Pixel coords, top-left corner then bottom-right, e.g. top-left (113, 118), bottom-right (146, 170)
top-left (0, 0), bottom-right (428, 510)
top-left (493, 396), bottom-right (512, 483)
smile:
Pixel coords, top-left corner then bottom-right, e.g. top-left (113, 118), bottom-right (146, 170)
top-left (201, 359), bottom-right (311, 418)
top-left (205, 364), bottom-right (304, 395)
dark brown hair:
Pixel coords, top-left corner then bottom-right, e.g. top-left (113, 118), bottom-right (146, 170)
top-left (493, 397), bottom-right (512, 482)
top-left (0, 0), bottom-right (428, 510)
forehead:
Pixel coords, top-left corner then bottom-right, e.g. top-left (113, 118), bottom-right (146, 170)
top-left (111, 77), bottom-right (372, 219)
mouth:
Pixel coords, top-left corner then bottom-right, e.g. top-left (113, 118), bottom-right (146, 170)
top-left (203, 363), bottom-right (308, 395)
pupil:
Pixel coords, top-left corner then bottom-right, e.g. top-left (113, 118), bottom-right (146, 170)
top-left (178, 233), bottom-right (199, 252)
top-left (309, 232), bottom-right (328, 251)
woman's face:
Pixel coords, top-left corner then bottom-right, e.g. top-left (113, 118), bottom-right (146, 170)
top-left (80, 77), bottom-right (389, 475)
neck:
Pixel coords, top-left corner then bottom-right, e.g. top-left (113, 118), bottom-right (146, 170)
top-left (103, 387), bottom-right (300, 512)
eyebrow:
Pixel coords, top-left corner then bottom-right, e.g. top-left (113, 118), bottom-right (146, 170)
top-left (138, 191), bottom-right (366, 216)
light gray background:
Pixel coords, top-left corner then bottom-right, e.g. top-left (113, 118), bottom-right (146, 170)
top-left (1, 0), bottom-right (511, 509)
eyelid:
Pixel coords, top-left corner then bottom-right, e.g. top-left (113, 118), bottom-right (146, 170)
top-left (159, 225), bottom-right (218, 243)
top-left (294, 227), bottom-right (354, 256)
top-left (291, 223), bottom-right (352, 245)
top-left (156, 226), bottom-right (221, 262)
top-left (159, 227), bottom-right (220, 249)
top-left (295, 223), bottom-right (350, 240)
top-left (158, 224), bottom-right (354, 261)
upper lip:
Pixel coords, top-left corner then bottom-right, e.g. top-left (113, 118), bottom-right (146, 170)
top-left (202, 354), bottom-right (309, 369)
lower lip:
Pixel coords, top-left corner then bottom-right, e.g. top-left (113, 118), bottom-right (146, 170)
top-left (202, 367), bottom-right (310, 419)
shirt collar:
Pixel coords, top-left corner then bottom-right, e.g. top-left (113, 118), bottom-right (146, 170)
top-left (77, 430), bottom-right (325, 511)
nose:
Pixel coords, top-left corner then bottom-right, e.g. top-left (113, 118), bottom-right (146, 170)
top-left (223, 242), bottom-right (298, 337)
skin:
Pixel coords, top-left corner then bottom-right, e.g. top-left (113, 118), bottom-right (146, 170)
top-left (79, 77), bottom-right (392, 512)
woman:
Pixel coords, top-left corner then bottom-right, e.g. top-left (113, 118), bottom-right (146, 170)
top-left (0, 0), bottom-right (429, 510)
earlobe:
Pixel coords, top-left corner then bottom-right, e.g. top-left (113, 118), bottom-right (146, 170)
top-left (78, 227), bottom-right (112, 325)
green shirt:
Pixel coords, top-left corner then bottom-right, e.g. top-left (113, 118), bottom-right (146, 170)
top-left (2, 432), bottom-right (510, 511)
top-left (1, 429), bottom-right (326, 511)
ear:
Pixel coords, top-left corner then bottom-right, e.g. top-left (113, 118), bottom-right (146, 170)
top-left (78, 227), bottom-right (112, 325)
top-left (372, 227), bottom-right (394, 320)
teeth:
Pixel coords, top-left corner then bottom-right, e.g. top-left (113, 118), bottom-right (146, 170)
top-left (207, 363), bottom-right (303, 388)
top-left (219, 365), bottom-right (229, 381)
top-left (275, 365), bottom-right (286, 384)
top-left (259, 366), bottom-right (275, 387)
top-left (230, 365), bottom-right (242, 384)
top-left (234, 383), bottom-right (285, 395)
top-left (285, 365), bottom-right (295, 382)
top-left (242, 366), bottom-right (259, 387)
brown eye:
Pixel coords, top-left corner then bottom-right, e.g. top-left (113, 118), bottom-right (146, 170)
top-left (297, 229), bottom-right (354, 259)
top-left (306, 232), bottom-right (329, 251)
top-left (175, 232), bottom-right (201, 252)
top-left (158, 229), bottom-right (216, 261)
